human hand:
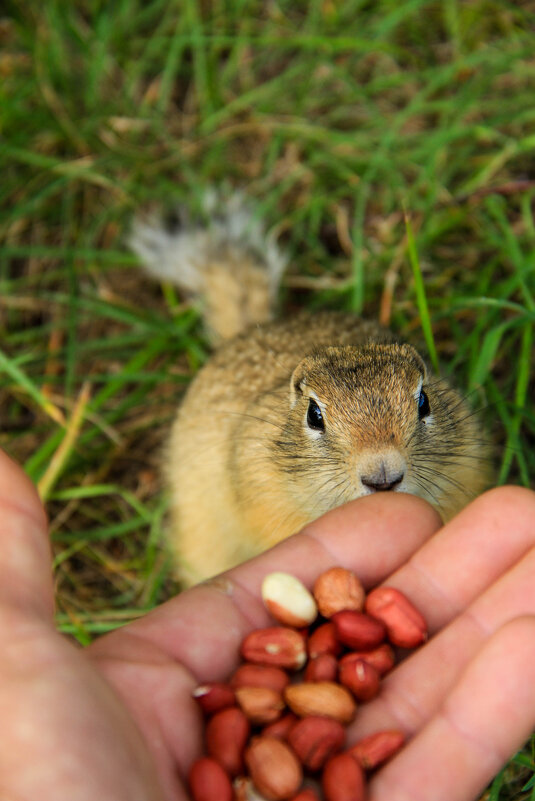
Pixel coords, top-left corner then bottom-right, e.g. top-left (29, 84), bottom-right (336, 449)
top-left (0, 447), bottom-right (534, 801)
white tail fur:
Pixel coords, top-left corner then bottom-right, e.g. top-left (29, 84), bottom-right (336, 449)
top-left (129, 190), bottom-right (287, 341)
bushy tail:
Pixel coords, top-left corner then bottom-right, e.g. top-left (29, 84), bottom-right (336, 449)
top-left (129, 190), bottom-right (287, 343)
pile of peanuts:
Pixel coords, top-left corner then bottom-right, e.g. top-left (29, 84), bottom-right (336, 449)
top-left (189, 567), bottom-right (427, 801)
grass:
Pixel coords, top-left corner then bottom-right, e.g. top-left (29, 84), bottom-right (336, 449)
top-left (1, 0), bottom-right (534, 796)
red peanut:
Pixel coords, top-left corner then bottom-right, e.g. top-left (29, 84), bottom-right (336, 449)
top-left (288, 716), bottom-right (346, 771)
top-left (349, 729), bottom-right (405, 770)
top-left (339, 658), bottom-right (380, 702)
top-left (307, 623), bottom-right (342, 659)
top-left (304, 653), bottom-right (338, 683)
top-left (230, 663), bottom-right (291, 693)
top-left (263, 712), bottom-right (298, 740)
top-left (241, 627), bottom-right (307, 670)
top-left (365, 587), bottom-right (427, 648)
top-left (322, 752), bottom-right (366, 801)
top-left (339, 643), bottom-right (395, 676)
top-left (331, 610), bottom-right (386, 650)
top-left (192, 682), bottom-right (236, 715)
top-left (188, 757), bottom-right (233, 801)
top-left (205, 707), bottom-right (250, 776)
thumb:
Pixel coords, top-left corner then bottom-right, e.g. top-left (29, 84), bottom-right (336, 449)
top-left (0, 449), bottom-right (54, 622)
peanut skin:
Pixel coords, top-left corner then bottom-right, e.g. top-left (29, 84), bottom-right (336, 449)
top-left (348, 729), bottom-right (405, 770)
top-left (322, 753), bottom-right (366, 801)
top-left (365, 587), bottom-right (427, 648)
top-left (189, 757), bottom-right (233, 801)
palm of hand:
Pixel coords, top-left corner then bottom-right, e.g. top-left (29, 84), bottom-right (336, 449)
top-left (1, 449), bottom-right (535, 801)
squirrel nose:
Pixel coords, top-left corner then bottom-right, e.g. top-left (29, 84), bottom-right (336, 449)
top-left (361, 466), bottom-right (404, 493)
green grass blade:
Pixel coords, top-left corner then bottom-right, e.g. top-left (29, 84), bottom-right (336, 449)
top-left (469, 322), bottom-right (508, 391)
top-left (499, 322), bottom-right (533, 484)
top-left (403, 209), bottom-right (439, 372)
top-left (0, 346), bottom-right (65, 426)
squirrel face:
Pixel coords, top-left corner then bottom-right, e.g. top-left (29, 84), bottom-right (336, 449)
top-left (272, 343), bottom-right (486, 522)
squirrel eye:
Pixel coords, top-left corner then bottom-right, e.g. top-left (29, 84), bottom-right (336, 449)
top-left (306, 399), bottom-right (325, 432)
top-left (418, 389), bottom-right (430, 419)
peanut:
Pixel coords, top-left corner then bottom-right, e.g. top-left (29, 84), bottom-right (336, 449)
top-left (339, 658), bottom-right (380, 702)
top-left (262, 712), bottom-right (298, 740)
top-left (284, 682), bottom-right (356, 724)
top-left (205, 707), bottom-right (250, 776)
top-left (331, 610), bottom-right (386, 650)
top-left (307, 622), bottom-right (341, 659)
top-left (304, 653), bottom-right (338, 683)
top-left (235, 686), bottom-right (285, 725)
top-left (262, 572), bottom-right (318, 627)
top-left (348, 729), bottom-right (405, 770)
top-left (289, 790), bottom-right (321, 801)
top-left (338, 643), bottom-right (395, 676)
top-left (312, 567), bottom-right (365, 618)
top-left (189, 567), bottom-right (429, 801)
top-left (192, 682), bottom-right (236, 715)
top-left (189, 756), bottom-right (233, 801)
top-left (245, 736), bottom-right (303, 800)
top-left (365, 586), bottom-right (427, 648)
top-left (241, 627), bottom-right (307, 670)
top-left (231, 663), bottom-right (291, 693)
top-left (322, 752), bottom-right (366, 801)
top-left (288, 716), bottom-right (346, 771)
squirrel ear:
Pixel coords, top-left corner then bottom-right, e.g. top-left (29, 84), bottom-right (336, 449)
top-left (400, 344), bottom-right (428, 377)
top-left (289, 357), bottom-right (313, 408)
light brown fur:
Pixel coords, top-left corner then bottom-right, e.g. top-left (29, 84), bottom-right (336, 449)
top-left (131, 196), bottom-right (492, 586)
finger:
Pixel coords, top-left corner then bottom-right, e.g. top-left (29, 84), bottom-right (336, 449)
top-left (351, 505), bottom-right (535, 738)
top-left (384, 486), bottom-right (535, 633)
top-left (232, 491), bottom-right (442, 593)
top-left (112, 492), bottom-right (441, 682)
top-left (369, 616), bottom-right (535, 801)
top-left (0, 449), bottom-right (54, 623)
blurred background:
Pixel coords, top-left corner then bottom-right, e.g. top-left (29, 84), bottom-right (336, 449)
top-left (0, 2), bottom-right (534, 793)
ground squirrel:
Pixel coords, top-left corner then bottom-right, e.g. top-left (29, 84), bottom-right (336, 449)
top-left (131, 192), bottom-right (491, 586)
